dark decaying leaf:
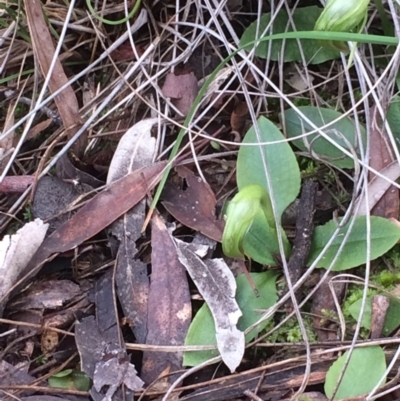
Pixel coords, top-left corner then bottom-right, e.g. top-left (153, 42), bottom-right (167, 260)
top-left (115, 254), bottom-right (149, 344)
top-left (9, 279), bottom-right (81, 310)
top-left (32, 177), bottom-right (81, 234)
top-left (141, 213), bottom-right (191, 384)
top-left (368, 105), bottom-right (399, 219)
top-left (0, 360), bottom-right (35, 389)
top-left (75, 272), bottom-right (143, 400)
top-left (161, 72), bottom-right (199, 116)
top-left (14, 161), bottom-right (166, 291)
top-left (56, 155), bottom-right (104, 189)
top-left (75, 273), bottom-right (120, 379)
top-left (162, 166), bottom-right (224, 242)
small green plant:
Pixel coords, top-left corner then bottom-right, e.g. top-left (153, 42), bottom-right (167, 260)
top-left (217, 115), bottom-right (399, 398)
top-left (222, 116), bottom-right (400, 272)
top-left (269, 315), bottom-right (317, 343)
top-left (48, 369), bottom-right (90, 391)
top-left (22, 206), bottom-right (33, 222)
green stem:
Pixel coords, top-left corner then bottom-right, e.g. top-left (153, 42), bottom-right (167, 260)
top-left (86, 0), bottom-right (141, 25)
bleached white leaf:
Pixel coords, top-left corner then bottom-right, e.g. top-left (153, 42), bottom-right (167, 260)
top-left (0, 218), bottom-right (48, 301)
top-left (107, 118), bottom-right (158, 184)
top-left (175, 239), bottom-right (244, 372)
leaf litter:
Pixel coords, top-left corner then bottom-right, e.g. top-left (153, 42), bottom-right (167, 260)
top-left (2, 0), bottom-right (400, 400)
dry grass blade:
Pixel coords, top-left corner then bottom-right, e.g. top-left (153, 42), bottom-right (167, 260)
top-left (24, 0), bottom-right (85, 156)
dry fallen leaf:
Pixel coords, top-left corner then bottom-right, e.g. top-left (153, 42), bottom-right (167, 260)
top-left (367, 105), bottom-right (399, 219)
top-left (356, 161), bottom-right (400, 215)
top-left (107, 118), bottom-right (157, 184)
top-left (0, 219), bottom-right (48, 313)
top-left (230, 101), bottom-right (249, 133)
top-left (162, 166), bottom-right (224, 242)
top-left (141, 213), bottom-right (191, 384)
top-left (162, 72), bottom-right (199, 116)
top-left (107, 118), bottom-right (158, 344)
top-left (175, 240), bottom-right (244, 372)
top-left (24, 0), bottom-right (86, 156)
top-left (76, 271), bottom-right (143, 399)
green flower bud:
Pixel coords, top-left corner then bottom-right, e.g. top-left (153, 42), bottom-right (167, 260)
top-left (314, 0), bottom-right (370, 51)
top-left (222, 184), bottom-right (274, 259)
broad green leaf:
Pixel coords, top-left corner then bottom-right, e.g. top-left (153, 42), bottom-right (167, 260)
top-left (280, 106), bottom-right (366, 168)
top-left (184, 272), bottom-right (277, 367)
top-left (325, 346), bottom-right (386, 399)
top-left (349, 295), bottom-right (400, 336)
top-left (237, 116), bottom-right (301, 220)
top-left (242, 212), bottom-right (291, 265)
top-left (239, 6), bottom-right (341, 64)
top-left (308, 216), bottom-right (400, 271)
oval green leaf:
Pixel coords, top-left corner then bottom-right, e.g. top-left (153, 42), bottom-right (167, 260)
top-left (237, 116), bottom-right (301, 220)
top-left (325, 346), bottom-right (386, 399)
top-left (183, 272), bottom-right (277, 367)
top-left (308, 216), bottom-right (400, 271)
top-left (239, 6), bottom-right (341, 64)
top-left (280, 106), bottom-right (366, 168)
top-left (242, 215), bottom-right (291, 265)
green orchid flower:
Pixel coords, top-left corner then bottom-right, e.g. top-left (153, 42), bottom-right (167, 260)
top-left (314, 0), bottom-right (370, 51)
top-left (222, 184), bottom-right (274, 260)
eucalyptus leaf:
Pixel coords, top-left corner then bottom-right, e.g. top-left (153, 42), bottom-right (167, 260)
top-left (324, 346), bottom-right (386, 399)
top-left (183, 272), bottom-right (277, 367)
top-left (349, 295), bottom-right (400, 336)
top-left (280, 106), bottom-right (366, 168)
top-left (240, 6), bottom-right (341, 64)
top-left (308, 216), bottom-right (400, 271)
top-left (237, 116), bottom-right (301, 220)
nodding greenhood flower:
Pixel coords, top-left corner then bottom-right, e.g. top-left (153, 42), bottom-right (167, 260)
top-left (222, 184), bottom-right (274, 260)
top-left (314, 0), bottom-right (370, 51)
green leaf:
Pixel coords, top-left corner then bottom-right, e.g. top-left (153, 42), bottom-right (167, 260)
top-left (48, 370), bottom-right (90, 391)
top-left (308, 216), bottom-right (400, 271)
top-left (242, 213), bottom-right (291, 265)
top-left (237, 116), bottom-right (301, 220)
top-left (349, 295), bottom-right (400, 336)
top-left (184, 272), bottom-right (278, 367)
top-left (325, 346), bottom-right (386, 399)
top-left (280, 106), bottom-right (367, 168)
top-left (72, 371), bottom-right (91, 391)
top-left (387, 95), bottom-right (400, 147)
top-left (239, 6), bottom-right (341, 64)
